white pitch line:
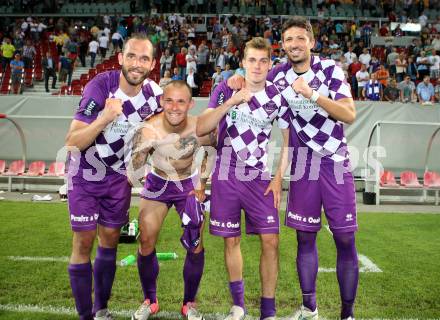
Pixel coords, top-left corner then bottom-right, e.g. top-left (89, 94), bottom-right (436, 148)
top-left (0, 303), bottom-right (273, 320)
top-left (8, 256), bottom-right (69, 263)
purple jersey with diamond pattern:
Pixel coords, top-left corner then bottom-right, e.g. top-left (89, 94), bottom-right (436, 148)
top-left (268, 56), bottom-right (352, 162)
top-left (208, 80), bottom-right (289, 173)
top-left (73, 70), bottom-right (162, 173)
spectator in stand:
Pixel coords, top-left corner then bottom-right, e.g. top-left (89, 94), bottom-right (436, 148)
top-left (384, 79), bottom-right (400, 102)
top-left (356, 63), bottom-right (370, 100)
top-left (98, 32), bottom-right (109, 61)
top-left (111, 31), bottom-right (123, 53)
top-left (197, 40), bottom-right (210, 77)
top-left (58, 51), bottom-right (73, 87)
top-left (42, 51), bottom-right (57, 92)
top-left (387, 47), bottom-right (399, 77)
top-left (171, 67), bottom-right (182, 80)
top-left (176, 47), bottom-right (187, 80)
top-left (88, 37), bottom-right (99, 68)
top-left (369, 56), bottom-right (381, 73)
top-left (215, 47), bottom-right (228, 70)
top-left (1, 37), bottom-right (15, 73)
top-left (395, 52), bottom-right (407, 83)
top-left (235, 60), bottom-right (245, 77)
top-left (399, 75), bottom-right (417, 103)
top-left (10, 52), bottom-right (24, 94)
top-left (344, 46), bottom-right (357, 65)
top-left (363, 72), bottom-right (383, 101)
top-left (429, 50), bottom-right (440, 80)
top-left (160, 48), bottom-right (174, 79)
top-left (434, 78), bottom-right (440, 102)
top-left (78, 35), bottom-right (88, 68)
top-left (220, 63), bottom-right (234, 81)
top-left (186, 66), bottom-right (200, 96)
top-left (349, 57), bottom-right (362, 99)
top-left (186, 47), bottom-right (198, 78)
top-left (22, 39), bottom-right (36, 69)
top-left (417, 51), bottom-right (431, 80)
top-left (406, 56), bottom-right (419, 82)
top-left (359, 48), bottom-right (372, 68)
top-left (417, 75), bottom-right (435, 104)
top-left (159, 69), bottom-right (172, 89)
top-left (211, 65), bottom-right (223, 93)
top-left (375, 64), bottom-right (390, 87)
top-left (432, 34), bottom-right (440, 52)
top-left (229, 50), bottom-right (240, 71)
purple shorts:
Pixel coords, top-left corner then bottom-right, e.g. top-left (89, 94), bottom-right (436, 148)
top-left (68, 173), bottom-right (131, 232)
top-left (285, 161), bottom-right (357, 234)
top-left (140, 171), bottom-right (198, 217)
top-left (209, 167), bottom-right (279, 237)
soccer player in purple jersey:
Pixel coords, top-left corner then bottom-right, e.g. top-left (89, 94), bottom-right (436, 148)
top-left (65, 34), bottom-right (162, 320)
top-left (128, 81), bottom-right (216, 320)
top-left (197, 37), bottom-right (290, 320)
top-left (228, 17), bottom-right (358, 320)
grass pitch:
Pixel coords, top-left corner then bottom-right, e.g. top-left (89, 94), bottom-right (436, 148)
top-left (0, 201), bottom-right (439, 319)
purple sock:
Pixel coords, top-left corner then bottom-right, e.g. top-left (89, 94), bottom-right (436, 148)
top-left (183, 249), bottom-right (205, 304)
top-left (137, 249), bottom-right (159, 302)
top-left (68, 262), bottom-right (93, 320)
top-left (334, 232), bottom-right (359, 319)
top-left (296, 231), bottom-right (318, 311)
top-left (260, 297), bottom-right (275, 319)
top-left (93, 246), bottom-right (117, 313)
top-left (229, 280), bottom-right (245, 309)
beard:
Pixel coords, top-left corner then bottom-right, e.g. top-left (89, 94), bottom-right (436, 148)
top-left (121, 65), bottom-right (150, 86)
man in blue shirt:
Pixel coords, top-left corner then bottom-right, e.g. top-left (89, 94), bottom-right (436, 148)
top-left (10, 53), bottom-right (24, 94)
top-left (417, 75), bottom-right (435, 105)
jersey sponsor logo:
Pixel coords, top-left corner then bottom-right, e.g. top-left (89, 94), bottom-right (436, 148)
top-left (70, 213), bottom-right (99, 223)
top-left (209, 218), bottom-right (239, 229)
top-left (83, 98), bottom-right (99, 116)
top-left (287, 211), bottom-right (320, 224)
top-left (107, 120), bottom-right (131, 136)
top-left (287, 97), bottom-right (320, 111)
top-left (229, 109), bottom-right (271, 129)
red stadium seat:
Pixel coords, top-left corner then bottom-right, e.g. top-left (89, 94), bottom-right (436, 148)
top-left (424, 171), bottom-right (440, 188)
top-left (44, 161), bottom-right (65, 177)
top-left (0, 160), bottom-right (5, 174)
top-left (380, 170), bottom-right (399, 187)
top-left (3, 160), bottom-right (26, 176)
top-left (400, 171), bottom-right (423, 188)
top-left (23, 161), bottom-right (46, 176)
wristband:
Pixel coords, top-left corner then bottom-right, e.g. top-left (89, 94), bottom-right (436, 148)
top-left (310, 90), bottom-right (320, 102)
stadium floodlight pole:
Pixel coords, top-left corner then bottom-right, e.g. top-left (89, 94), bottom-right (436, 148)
top-left (0, 113), bottom-right (27, 164)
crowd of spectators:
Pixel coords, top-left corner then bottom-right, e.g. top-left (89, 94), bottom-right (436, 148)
top-left (0, 0), bottom-right (439, 101)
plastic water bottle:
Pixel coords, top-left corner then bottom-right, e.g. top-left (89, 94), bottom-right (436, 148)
top-left (157, 252), bottom-right (178, 260)
top-left (120, 254), bottom-right (136, 267)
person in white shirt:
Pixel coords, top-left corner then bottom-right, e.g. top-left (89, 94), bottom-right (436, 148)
top-left (88, 39), bottom-right (99, 68)
top-left (98, 33), bottom-right (109, 61)
top-left (356, 64), bottom-right (370, 100)
top-left (358, 48), bottom-right (371, 68)
top-left (111, 32), bottom-right (123, 53)
top-left (186, 47), bottom-right (198, 75)
top-left (429, 50), bottom-right (440, 80)
top-left (344, 47), bottom-right (357, 65)
top-left (159, 48), bottom-right (173, 78)
top-left (418, 12), bottom-right (428, 28)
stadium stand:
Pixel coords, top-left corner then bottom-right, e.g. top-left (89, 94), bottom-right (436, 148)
top-left (2, 160), bottom-right (26, 176)
top-left (23, 160), bottom-right (46, 176)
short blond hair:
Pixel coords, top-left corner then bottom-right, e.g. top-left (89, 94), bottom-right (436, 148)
top-left (243, 37), bottom-right (272, 60)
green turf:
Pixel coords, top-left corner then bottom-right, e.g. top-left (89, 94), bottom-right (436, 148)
top-left (0, 201), bottom-right (439, 319)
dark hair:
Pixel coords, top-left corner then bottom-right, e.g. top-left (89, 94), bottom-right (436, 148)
top-left (282, 16), bottom-right (314, 40)
top-left (122, 33), bottom-right (155, 57)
